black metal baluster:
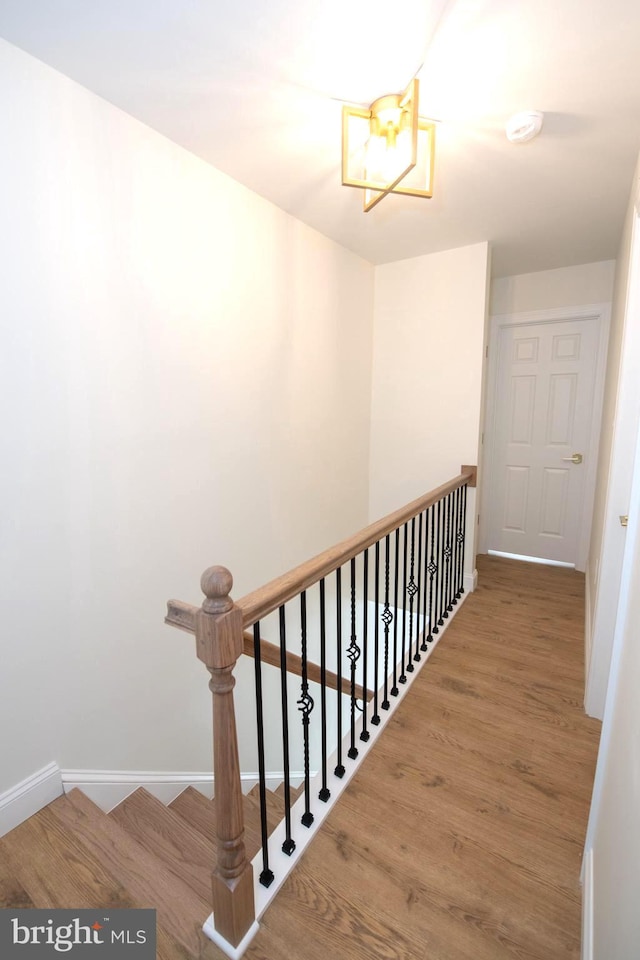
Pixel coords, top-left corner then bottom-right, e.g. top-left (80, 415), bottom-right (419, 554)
top-left (298, 592), bottom-right (314, 827)
top-left (360, 548), bottom-right (370, 742)
top-left (381, 535), bottom-right (392, 710)
top-left (253, 621), bottom-right (275, 887)
top-left (347, 557), bottom-right (360, 760)
top-left (278, 606), bottom-right (295, 855)
top-left (414, 512), bottom-right (423, 662)
top-left (445, 492), bottom-right (453, 617)
top-left (400, 523), bottom-right (408, 683)
top-left (460, 483), bottom-right (468, 596)
top-left (372, 540), bottom-right (381, 725)
top-left (421, 509), bottom-right (430, 651)
top-left (427, 504), bottom-right (436, 643)
top-left (318, 579), bottom-right (330, 802)
top-left (456, 484), bottom-right (465, 598)
top-left (391, 527), bottom-right (400, 696)
top-left (406, 517), bottom-right (417, 672)
top-left (334, 567), bottom-right (345, 777)
top-left (452, 486), bottom-right (461, 604)
top-left (435, 499), bottom-right (443, 631)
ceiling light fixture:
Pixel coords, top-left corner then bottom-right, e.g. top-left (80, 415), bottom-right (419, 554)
top-left (505, 110), bottom-right (544, 143)
top-left (342, 78), bottom-right (435, 212)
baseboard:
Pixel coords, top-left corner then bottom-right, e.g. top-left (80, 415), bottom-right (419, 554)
top-left (0, 762), bottom-right (63, 837)
top-left (464, 568), bottom-right (478, 593)
top-left (582, 847), bottom-right (594, 960)
top-left (61, 769), bottom-right (305, 812)
top-left (585, 574), bottom-right (593, 692)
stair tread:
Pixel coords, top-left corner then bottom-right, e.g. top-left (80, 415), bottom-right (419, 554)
top-left (168, 786), bottom-right (217, 844)
top-left (168, 785), bottom-right (285, 862)
top-left (110, 788), bottom-right (214, 904)
top-left (274, 782), bottom-right (304, 805)
top-left (0, 837), bottom-right (37, 908)
top-left (0, 800), bottom-right (136, 911)
top-left (50, 789), bottom-right (211, 957)
top-left (0, 799), bottom-right (203, 960)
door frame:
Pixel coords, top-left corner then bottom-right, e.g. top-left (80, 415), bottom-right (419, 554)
top-left (479, 303), bottom-right (611, 571)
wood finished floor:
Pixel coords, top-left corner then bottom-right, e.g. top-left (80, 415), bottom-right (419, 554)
top-left (249, 554), bottom-right (601, 960)
top-left (0, 555), bottom-right (601, 960)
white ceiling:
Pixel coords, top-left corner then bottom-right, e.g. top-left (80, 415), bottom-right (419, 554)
top-left (1, 0), bottom-right (639, 276)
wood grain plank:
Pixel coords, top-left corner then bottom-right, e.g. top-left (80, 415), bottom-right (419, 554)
top-left (109, 788), bottom-right (215, 903)
top-left (244, 555), bottom-right (599, 960)
top-left (49, 790), bottom-right (211, 957)
top-left (0, 555), bottom-right (599, 960)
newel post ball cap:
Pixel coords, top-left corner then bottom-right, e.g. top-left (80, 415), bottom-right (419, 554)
top-left (201, 565), bottom-right (234, 614)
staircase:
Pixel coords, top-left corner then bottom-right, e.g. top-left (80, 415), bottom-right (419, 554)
top-left (0, 469), bottom-right (477, 959)
top-left (0, 783), bottom-right (301, 960)
top-left (0, 555), bottom-right (600, 960)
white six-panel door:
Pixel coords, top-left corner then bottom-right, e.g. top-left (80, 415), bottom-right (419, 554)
top-left (485, 314), bottom-right (601, 565)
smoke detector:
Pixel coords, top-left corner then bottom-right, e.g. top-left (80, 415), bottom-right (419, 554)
top-left (506, 110), bottom-right (544, 143)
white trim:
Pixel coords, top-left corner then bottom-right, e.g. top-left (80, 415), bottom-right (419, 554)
top-left (487, 549), bottom-right (575, 569)
top-left (203, 917), bottom-right (260, 960)
top-left (61, 769), bottom-right (305, 813)
top-left (480, 302), bottom-right (610, 571)
top-left (0, 762), bottom-right (63, 837)
top-left (464, 568), bottom-right (478, 592)
top-left (585, 572), bottom-right (593, 690)
top-left (581, 847), bottom-right (594, 960)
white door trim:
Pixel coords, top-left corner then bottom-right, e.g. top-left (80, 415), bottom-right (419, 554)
top-left (480, 303), bottom-right (610, 571)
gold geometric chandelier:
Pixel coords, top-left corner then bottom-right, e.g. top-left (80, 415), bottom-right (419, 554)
top-left (341, 78), bottom-right (435, 212)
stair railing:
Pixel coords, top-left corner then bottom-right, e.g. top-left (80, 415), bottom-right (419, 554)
top-left (166, 465), bottom-right (476, 956)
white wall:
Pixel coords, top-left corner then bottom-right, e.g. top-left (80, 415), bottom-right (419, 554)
top-left (369, 242), bottom-right (490, 573)
top-left (0, 38), bottom-right (374, 795)
top-left (490, 260), bottom-right (615, 316)
top-left (583, 366), bottom-right (640, 958)
top-left (585, 155), bottom-right (640, 719)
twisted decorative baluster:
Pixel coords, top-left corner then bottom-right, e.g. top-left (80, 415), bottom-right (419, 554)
top-left (414, 511), bottom-right (423, 663)
top-left (297, 591), bottom-right (314, 827)
top-left (427, 505), bottom-right (437, 642)
top-left (360, 548), bottom-right (370, 743)
top-left (406, 516), bottom-right (418, 673)
top-left (381, 534), bottom-right (392, 710)
top-left (347, 557), bottom-right (361, 760)
top-left (334, 567), bottom-right (345, 777)
top-left (400, 523), bottom-right (408, 684)
top-left (318, 579), bottom-right (330, 803)
top-left (437, 499), bottom-right (445, 629)
top-left (420, 509), bottom-right (430, 652)
top-left (278, 605), bottom-right (296, 854)
top-left (444, 492), bottom-right (453, 617)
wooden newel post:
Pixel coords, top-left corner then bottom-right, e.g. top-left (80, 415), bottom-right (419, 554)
top-left (196, 565), bottom-right (255, 947)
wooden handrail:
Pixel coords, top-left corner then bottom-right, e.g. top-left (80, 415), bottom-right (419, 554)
top-left (237, 466), bottom-right (476, 626)
top-left (165, 600), bottom-right (372, 701)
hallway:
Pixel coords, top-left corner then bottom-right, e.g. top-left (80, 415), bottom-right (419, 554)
top-left (251, 554), bottom-right (601, 960)
top-left (0, 555), bottom-right (601, 960)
